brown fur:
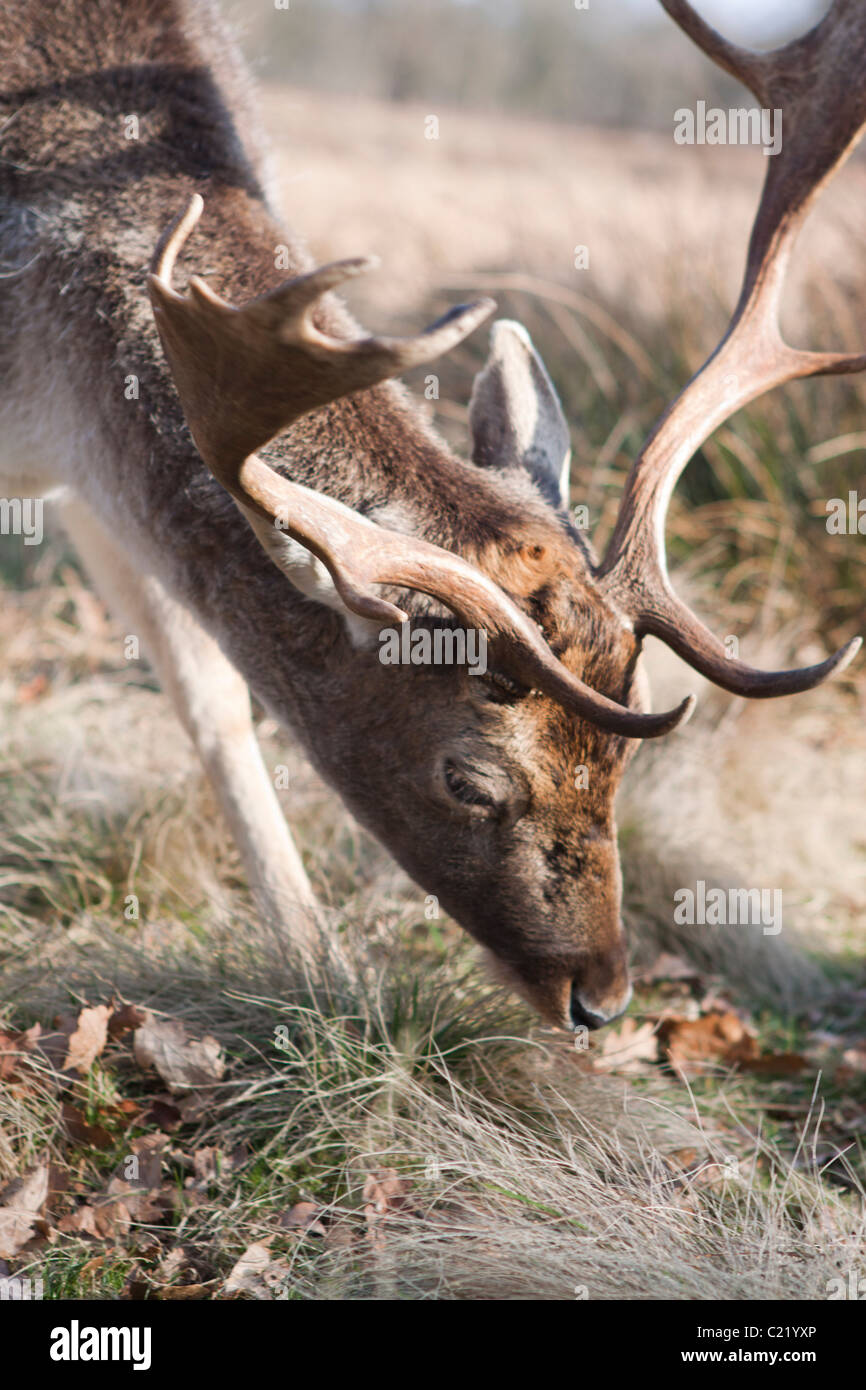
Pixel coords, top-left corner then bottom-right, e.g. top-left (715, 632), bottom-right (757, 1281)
top-left (0, 0), bottom-right (646, 1028)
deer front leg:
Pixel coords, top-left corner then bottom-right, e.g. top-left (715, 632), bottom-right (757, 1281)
top-left (61, 500), bottom-right (324, 960)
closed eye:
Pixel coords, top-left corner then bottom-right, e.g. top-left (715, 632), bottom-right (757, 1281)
top-left (444, 759), bottom-right (497, 810)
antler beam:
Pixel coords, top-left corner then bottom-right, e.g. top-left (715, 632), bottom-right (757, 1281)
top-left (149, 195), bottom-right (694, 738)
top-left (598, 0), bottom-right (866, 696)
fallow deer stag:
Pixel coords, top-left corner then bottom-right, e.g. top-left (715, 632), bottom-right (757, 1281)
top-left (1, 0), bottom-right (862, 1030)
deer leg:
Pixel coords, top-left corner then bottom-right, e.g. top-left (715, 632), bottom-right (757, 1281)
top-left (60, 499), bottom-right (324, 958)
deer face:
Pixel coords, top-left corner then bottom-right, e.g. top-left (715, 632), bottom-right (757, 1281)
top-left (321, 549), bottom-right (644, 1032)
top-left (418, 322), bottom-right (637, 1027)
top-left (270, 319), bottom-right (645, 1030)
top-left (430, 613), bottom-right (639, 1031)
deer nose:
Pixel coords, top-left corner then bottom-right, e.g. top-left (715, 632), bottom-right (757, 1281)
top-left (570, 982), bottom-right (632, 1031)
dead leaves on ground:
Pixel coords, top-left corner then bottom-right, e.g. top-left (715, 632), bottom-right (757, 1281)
top-left (363, 1168), bottom-right (414, 1251)
top-left (0, 998), bottom-right (227, 1268)
top-left (583, 952), bottom-right (866, 1209)
top-left (658, 1011), bottom-right (758, 1076)
top-left (3, 963), bottom-right (865, 1296)
top-left (0, 994), bottom-right (298, 1298)
top-left (586, 952), bottom-right (847, 1081)
top-left (1, 1000), bottom-right (221, 1088)
top-left (222, 1173), bottom-right (416, 1298)
top-left (1, 999), bottom-right (225, 1097)
top-left (586, 1005), bottom-right (807, 1080)
top-left (130, 1195), bottom-right (334, 1301)
top-left (2, 1000), bottom-right (434, 1298)
top-left (225, 1240), bottom-right (291, 1298)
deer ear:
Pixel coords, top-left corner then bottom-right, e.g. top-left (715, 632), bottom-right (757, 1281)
top-left (469, 319), bottom-right (571, 508)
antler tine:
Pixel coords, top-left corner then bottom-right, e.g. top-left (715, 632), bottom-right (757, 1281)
top-left (599, 0), bottom-right (866, 697)
top-left (266, 255), bottom-right (381, 318)
top-left (235, 450), bottom-right (697, 739)
top-left (659, 0), bottom-right (766, 102)
top-left (148, 196), bottom-right (694, 739)
top-left (148, 194), bottom-right (498, 475)
top-left (150, 190), bottom-right (205, 286)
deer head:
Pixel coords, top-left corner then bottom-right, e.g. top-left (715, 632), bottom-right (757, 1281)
top-left (148, 0), bottom-right (865, 1030)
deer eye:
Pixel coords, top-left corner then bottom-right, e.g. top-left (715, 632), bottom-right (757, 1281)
top-left (443, 759), bottom-right (497, 811)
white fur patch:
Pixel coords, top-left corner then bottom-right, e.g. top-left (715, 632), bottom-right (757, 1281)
top-left (239, 505), bottom-right (381, 647)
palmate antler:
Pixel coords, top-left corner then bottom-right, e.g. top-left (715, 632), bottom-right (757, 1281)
top-left (148, 195), bottom-right (694, 738)
top-left (598, 0), bottom-right (866, 695)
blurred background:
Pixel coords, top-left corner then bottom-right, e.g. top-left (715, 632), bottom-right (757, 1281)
top-left (229, 0), bottom-right (826, 127)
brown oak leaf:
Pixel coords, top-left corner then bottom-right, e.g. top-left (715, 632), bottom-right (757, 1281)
top-left (0, 1164), bottom-right (49, 1258)
top-left (133, 1018), bottom-right (224, 1094)
top-left (62, 1005), bottom-right (112, 1073)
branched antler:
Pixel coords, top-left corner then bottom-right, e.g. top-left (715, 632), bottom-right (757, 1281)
top-left (149, 195), bottom-right (694, 738)
top-left (598, 0), bottom-right (866, 695)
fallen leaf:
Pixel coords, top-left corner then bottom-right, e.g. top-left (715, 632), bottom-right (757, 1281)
top-left (123, 1132), bottom-right (169, 1191)
top-left (158, 1247), bottom-right (193, 1282)
top-left (737, 1052), bottom-right (808, 1076)
top-left (0, 1024), bottom-right (41, 1082)
top-left (129, 1232), bottom-right (163, 1260)
top-left (156, 1243), bottom-right (216, 1286)
top-left (592, 1017), bottom-right (659, 1073)
top-left (139, 1097), bottom-right (183, 1131)
top-left (363, 1169), bottom-right (413, 1215)
top-left (0, 1164), bottom-right (49, 1258)
top-left (190, 1147), bottom-right (224, 1189)
top-left (159, 1281), bottom-right (217, 1300)
top-left (363, 1168), bottom-right (414, 1250)
top-left (58, 1171), bottom-right (170, 1243)
top-left (690, 1159), bottom-right (744, 1191)
top-left (176, 1093), bottom-right (213, 1124)
top-left (62, 1005), bottom-right (111, 1073)
top-left (278, 1201), bottom-right (326, 1237)
top-left (99, 1178), bottom-right (167, 1232)
top-left (57, 1205), bottom-right (100, 1238)
top-left (228, 1144), bottom-right (249, 1172)
top-left (664, 1147), bottom-right (699, 1172)
top-left (261, 1262), bottom-right (292, 1297)
top-left (47, 1165), bottom-right (70, 1206)
top-left (224, 1240), bottom-right (289, 1298)
top-left (35, 1015), bottom-right (80, 1072)
top-left (133, 1018), bottom-right (224, 1095)
top-left (658, 1010), bottom-right (759, 1076)
top-left (62, 1103), bottom-right (114, 1150)
top-left (108, 1003), bottom-right (149, 1038)
top-left (224, 1241), bottom-right (272, 1294)
top-left (323, 1224), bottom-right (354, 1253)
top-left (121, 1266), bottom-right (150, 1301)
top-left (108, 1174), bottom-right (165, 1214)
